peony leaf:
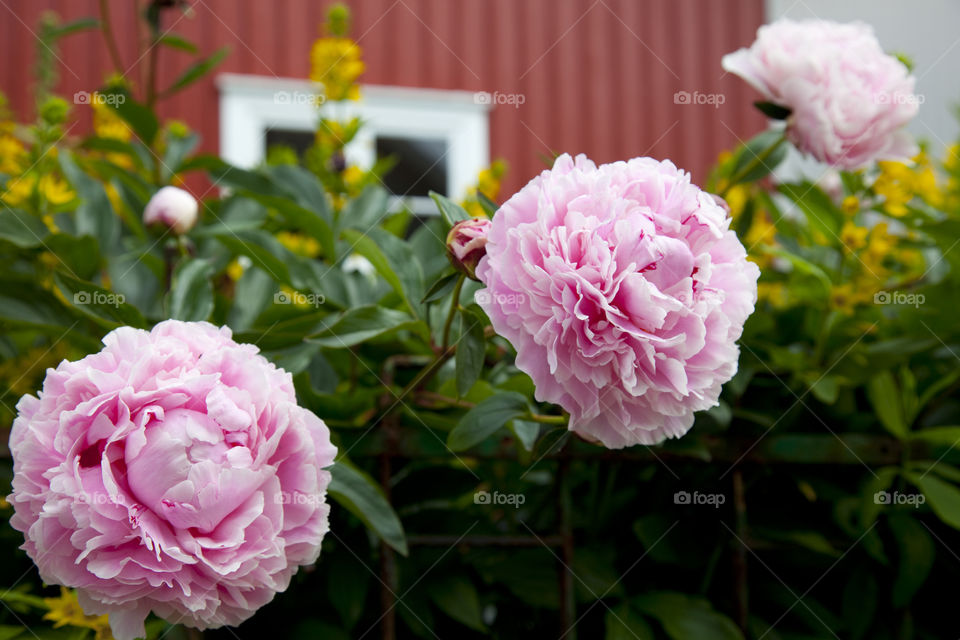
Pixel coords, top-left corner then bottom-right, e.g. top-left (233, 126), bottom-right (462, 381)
top-left (328, 461), bottom-right (408, 555)
top-left (54, 271), bottom-right (147, 329)
top-left (168, 258), bottom-right (214, 322)
top-left (341, 228), bottom-right (424, 317)
top-left (427, 576), bottom-right (485, 631)
top-left (729, 130), bottom-right (787, 185)
top-left (0, 208), bottom-right (50, 248)
top-left (421, 271), bottom-right (459, 303)
top-left (448, 392), bottom-right (529, 451)
top-left (430, 190), bottom-right (471, 227)
top-left (866, 371), bottom-right (908, 438)
top-left (307, 305), bottom-right (425, 348)
top-left (606, 604), bottom-right (654, 640)
top-left (633, 592), bottom-right (744, 640)
top-left (455, 308), bottom-right (486, 397)
top-left (754, 100), bottom-right (792, 120)
top-left (60, 152), bottom-right (120, 253)
top-left (887, 513), bottom-right (935, 608)
top-left (907, 472), bottom-right (960, 530)
top-left (163, 47), bottom-right (229, 96)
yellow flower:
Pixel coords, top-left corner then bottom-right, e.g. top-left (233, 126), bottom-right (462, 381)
top-left (276, 231), bottom-right (321, 258)
top-left (310, 37), bottom-right (364, 102)
top-left (92, 96), bottom-right (131, 142)
top-left (43, 588), bottom-right (113, 639)
top-left (840, 221), bottom-right (868, 252)
top-left (0, 130), bottom-right (26, 174)
top-left (39, 174), bottom-right (74, 205)
top-left (874, 160), bottom-right (913, 216)
top-left (841, 195), bottom-right (860, 216)
top-left (757, 281), bottom-right (787, 308)
top-left (342, 165), bottom-right (364, 193)
top-left (2, 173), bottom-right (36, 206)
top-left (724, 184), bottom-right (750, 219)
top-left (226, 258), bottom-right (245, 282)
top-left (829, 283), bottom-right (867, 315)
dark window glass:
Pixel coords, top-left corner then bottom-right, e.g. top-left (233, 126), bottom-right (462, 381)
top-left (376, 136), bottom-right (447, 197)
top-left (264, 128), bottom-right (314, 157)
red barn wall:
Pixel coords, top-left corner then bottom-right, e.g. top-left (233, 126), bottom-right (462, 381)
top-left (1, 0), bottom-right (765, 195)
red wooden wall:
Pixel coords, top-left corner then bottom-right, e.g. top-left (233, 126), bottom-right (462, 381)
top-left (1, 0), bottom-right (765, 194)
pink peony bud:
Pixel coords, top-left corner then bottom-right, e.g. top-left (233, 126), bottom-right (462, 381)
top-left (446, 217), bottom-right (491, 281)
top-left (143, 186), bottom-right (199, 234)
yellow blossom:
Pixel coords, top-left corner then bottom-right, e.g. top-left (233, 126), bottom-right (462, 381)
top-left (39, 174), bottom-right (74, 205)
top-left (310, 37), bottom-right (364, 101)
top-left (840, 221), bottom-right (868, 252)
top-left (92, 96), bottom-right (131, 142)
top-left (43, 587), bottom-right (113, 639)
top-left (276, 231), bottom-right (321, 258)
top-left (757, 281), bottom-right (787, 308)
top-left (841, 195), bottom-right (859, 216)
top-left (226, 258), bottom-right (245, 282)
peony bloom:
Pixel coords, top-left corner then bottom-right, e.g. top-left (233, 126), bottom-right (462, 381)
top-left (143, 186), bottom-right (199, 234)
top-left (447, 218), bottom-right (492, 281)
top-left (476, 154), bottom-right (759, 448)
top-left (722, 19), bottom-right (918, 169)
top-left (8, 320), bottom-right (337, 639)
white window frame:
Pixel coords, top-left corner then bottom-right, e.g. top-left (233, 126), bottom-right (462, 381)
top-left (216, 73), bottom-right (491, 214)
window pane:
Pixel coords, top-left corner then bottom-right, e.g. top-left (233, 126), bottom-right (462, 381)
top-left (265, 128), bottom-right (314, 157)
top-left (376, 136), bottom-right (447, 197)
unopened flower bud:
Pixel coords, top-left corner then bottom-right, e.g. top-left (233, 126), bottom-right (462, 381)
top-left (143, 186), bottom-right (198, 234)
top-left (446, 218), bottom-right (491, 281)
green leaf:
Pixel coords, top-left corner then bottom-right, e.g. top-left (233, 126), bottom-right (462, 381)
top-left (729, 130), bottom-right (787, 184)
top-left (421, 272), bottom-right (459, 303)
top-left (910, 426), bottom-right (960, 448)
top-left (477, 191), bottom-right (499, 216)
top-left (867, 371), bottom-right (908, 438)
top-left (510, 420), bottom-right (540, 452)
top-left (307, 305), bottom-right (423, 348)
top-left (161, 132), bottom-right (198, 182)
top-left (256, 193), bottom-right (335, 262)
top-left (766, 246), bottom-right (832, 293)
top-left (227, 266), bottom-right (275, 331)
top-left (634, 592), bottom-right (744, 640)
top-left (455, 308), bottom-right (486, 397)
top-left (606, 604), bottom-right (654, 640)
top-left (448, 392), bottom-right (529, 451)
top-left (163, 47), bottom-right (229, 96)
top-left (754, 101), bottom-right (792, 120)
top-left (99, 87), bottom-right (159, 144)
top-left (341, 185), bottom-right (390, 232)
top-left (328, 461), bottom-right (408, 555)
top-left (341, 228), bottom-right (424, 317)
top-left (888, 514), bottom-right (935, 607)
top-left (326, 553), bottom-right (369, 630)
top-left (779, 182), bottom-right (844, 240)
top-left (216, 230), bottom-right (293, 285)
top-left (907, 472), bottom-right (960, 530)
top-left (60, 153), bottom-right (119, 251)
top-left (428, 576), bottom-right (485, 631)
top-left (168, 258), bottom-right (214, 321)
top-left (46, 17), bottom-right (99, 40)
top-left (430, 190), bottom-right (471, 226)
top-left (158, 33), bottom-right (198, 53)
top-left (54, 271), bottom-right (147, 328)
top-left (0, 209), bottom-right (49, 247)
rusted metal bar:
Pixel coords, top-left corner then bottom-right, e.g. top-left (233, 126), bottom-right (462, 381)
top-left (558, 459), bottom-right (576, 639)
top-left (407, 535), bottom-right (564, 547)
top-left (732, 470), bottom-right (749, 632)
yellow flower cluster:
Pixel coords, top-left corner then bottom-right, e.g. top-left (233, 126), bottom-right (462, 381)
top-left (276, 230), bottom-right (321, 258)
top-left (873, 151), bottom-right (943, 215)
top-left (43, 588), bottom-right (114, 639)
top-left (462, 160), bottom-right (507, 218)
top-left (310, 37), bottom-right (364, 102)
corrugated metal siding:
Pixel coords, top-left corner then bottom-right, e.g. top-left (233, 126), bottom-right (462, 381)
top-left (1, 0), bottom-right (765, 194)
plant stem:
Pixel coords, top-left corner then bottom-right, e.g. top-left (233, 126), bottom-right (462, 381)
top-left (723, 135), bottom-right (786, 197)
top-left (526, 412), bottom-right (568, 425)
top-left (441, 274), bottom-right (466, 351)
top-left (98, 0), bottom-right (125, 73)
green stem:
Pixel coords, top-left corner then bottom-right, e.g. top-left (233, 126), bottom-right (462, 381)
top-left (441, 274), bottom-right (466, 351)
top-left (723, 135), bottom-right (787, 197)
top-left (526, 412), bottom-right (568, 425)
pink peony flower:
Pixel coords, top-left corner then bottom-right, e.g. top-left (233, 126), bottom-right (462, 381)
top-left (447, 217), bottom-right (492, 280)
top-left (476, 154), bottom-right (759, 448)
top-left (143, 186), bottom-right (199, 234)
top-left (722, 19), bottom-right (918, 169)
top-left (8, 320), bottom-right (337, 639)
